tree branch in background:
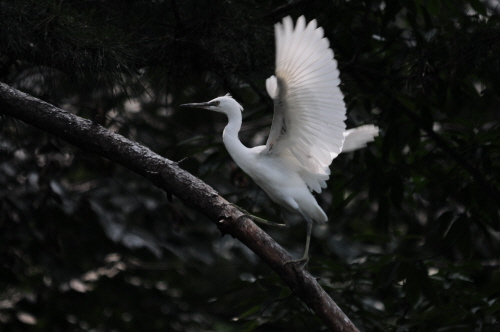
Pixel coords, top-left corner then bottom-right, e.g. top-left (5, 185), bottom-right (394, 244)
top-left (0, 82), bottom-right (359, 332)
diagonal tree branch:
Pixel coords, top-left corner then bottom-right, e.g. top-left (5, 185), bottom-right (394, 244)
top-left (0, 82), bottom-right (359, 332)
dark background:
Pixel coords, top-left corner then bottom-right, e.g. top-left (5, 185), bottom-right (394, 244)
top-left (1, 0), bottom-right (499, 331)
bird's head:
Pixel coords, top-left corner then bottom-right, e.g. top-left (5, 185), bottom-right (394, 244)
top-left (180, 94), bottom-right (243, 115)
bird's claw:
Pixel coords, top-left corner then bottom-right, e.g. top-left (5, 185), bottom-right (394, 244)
top-left (230, 203), bottom-right (288, 229)
top-left (176, 157), bottom-right (188, 165)
top-left (283, 256), bottom-right (309, 270)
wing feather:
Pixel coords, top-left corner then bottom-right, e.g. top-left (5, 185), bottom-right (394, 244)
top-left (264, 16), bottom-right (347, 193)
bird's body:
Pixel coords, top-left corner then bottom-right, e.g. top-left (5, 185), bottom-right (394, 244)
top-left (182, 16), bottom-right (378, 266)
top-left (237, 147), bottom-right (328, 223)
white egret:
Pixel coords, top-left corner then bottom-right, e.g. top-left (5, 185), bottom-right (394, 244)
top-left (181, 16), bottom-right (378, 267)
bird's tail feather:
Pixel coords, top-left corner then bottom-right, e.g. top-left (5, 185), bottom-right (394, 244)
top-left (342, 125), bottom-right (379, 153)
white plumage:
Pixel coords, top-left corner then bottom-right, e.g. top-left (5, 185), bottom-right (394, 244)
top-left (264, 16), bottom-right (348, 196)
top-left (181, 16), bottom-right (378, 267)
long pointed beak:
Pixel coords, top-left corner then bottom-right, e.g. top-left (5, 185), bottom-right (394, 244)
top-left (180, 101), bottom-right (214, 109)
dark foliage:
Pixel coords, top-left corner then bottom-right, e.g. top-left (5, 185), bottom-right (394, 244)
top-left (1, 0), bottom-right (500, 331)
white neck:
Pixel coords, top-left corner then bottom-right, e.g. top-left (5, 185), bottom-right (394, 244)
top-left (222, 110), bottom-right (253, 171)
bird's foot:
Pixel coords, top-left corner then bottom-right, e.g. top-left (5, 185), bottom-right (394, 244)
top-left (283, 255), bottom-right (309, 270)
top-left (176, 157), bottom-right (188, 165)
top-left (230, 203), bottom-right (288, 229)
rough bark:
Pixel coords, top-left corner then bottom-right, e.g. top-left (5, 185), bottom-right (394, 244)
top-left (0, 82), bottom-right (359, 332)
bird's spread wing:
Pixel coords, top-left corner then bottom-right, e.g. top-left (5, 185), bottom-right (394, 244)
top-left (263, 16), bottom-right (346, 193)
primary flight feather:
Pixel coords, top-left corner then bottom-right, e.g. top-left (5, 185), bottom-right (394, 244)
top-left (181, 16), bottom-right (378, 267)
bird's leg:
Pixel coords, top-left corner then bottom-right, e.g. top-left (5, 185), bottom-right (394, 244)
top-left (230, 203), bottom-right (288, 229)
top-left (283, 209), bottom-right (313, 269)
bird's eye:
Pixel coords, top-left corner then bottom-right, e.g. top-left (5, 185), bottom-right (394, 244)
top-left (214, 101), bottom-right (220, 106)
